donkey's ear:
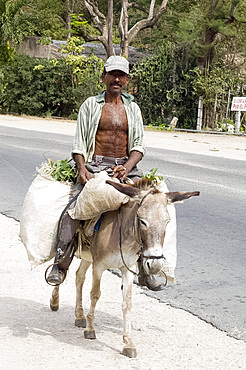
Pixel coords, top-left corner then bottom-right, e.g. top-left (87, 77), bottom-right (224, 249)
top-left (166, 191), bottom-right (200, 204)
top-left (106, 180), bottom-right (141, 198)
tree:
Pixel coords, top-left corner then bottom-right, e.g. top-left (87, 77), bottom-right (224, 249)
top-left (0, 0), bottom-right (67, 48)
top-left (62, 0), bottom-right (86, 39)
top-left (74, 0), bottom-right (169, 58)
top-left (131, 42), bottom-right (198, 128)
top-left (152, 0), bottom-right (246, 129)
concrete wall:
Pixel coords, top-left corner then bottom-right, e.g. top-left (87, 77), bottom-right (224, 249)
top-left (16, 36), bottom-right (51, 58)
top-left (16, 36), bottom-right (149, 64)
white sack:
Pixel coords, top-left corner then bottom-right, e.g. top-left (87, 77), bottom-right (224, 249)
top-left (158, 181), bottom-right (177, 282)
top-left (68, 171), bottom-right (129, 220)
top-left (20, 173), bottom-right (75, 268)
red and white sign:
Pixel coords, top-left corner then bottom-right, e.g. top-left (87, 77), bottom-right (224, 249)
top-left (231, 97), bottom-right (246, 111)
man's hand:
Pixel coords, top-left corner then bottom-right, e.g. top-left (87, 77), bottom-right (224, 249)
top-left (112, 151), bottom-right (143, 181)
top-left (112, 164), bottom-right (129, 180)
top-left (73, 153), bottom-right (91, 185)
top-left (77, 166), bottom-right (91, 185)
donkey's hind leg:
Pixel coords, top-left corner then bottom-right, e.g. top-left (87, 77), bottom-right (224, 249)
top-left (75, 259), bottom-right (92, 328)
top-left (50, 286), bottom-right (60, 311)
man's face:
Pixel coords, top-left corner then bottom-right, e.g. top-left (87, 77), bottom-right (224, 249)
top-left (102, 70), bottom-right (129, 94)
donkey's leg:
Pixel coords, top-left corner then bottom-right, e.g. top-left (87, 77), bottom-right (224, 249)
top-left (75, 259), bottom-right (92, 328)
top-left (50, 286), bottom-right (60, 311)
top-left (120, 267), bottom-right (137, 358)
top-left (84, 264), bottom-right (103, 340)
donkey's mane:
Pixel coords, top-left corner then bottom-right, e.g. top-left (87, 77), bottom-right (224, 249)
top-left (132, 178), bottom-right (160, 193)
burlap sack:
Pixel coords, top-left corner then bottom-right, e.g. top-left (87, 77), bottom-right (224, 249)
top-left (20, 171), bottom-right (75, 268)
top-left (68, 171), bottom-right (129, 220)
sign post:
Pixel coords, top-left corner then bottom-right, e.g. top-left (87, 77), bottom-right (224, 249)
top-left (196, 96), bottom-right (203, 131)
top-left (231, 97), bottom-right (246, 134)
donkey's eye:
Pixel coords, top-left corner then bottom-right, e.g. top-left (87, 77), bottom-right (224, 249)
top-left (139, 219), bottom-right (147, 228)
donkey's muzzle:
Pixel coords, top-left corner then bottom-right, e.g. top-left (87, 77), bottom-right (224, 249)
top-left (143, 255), bottom-right (165, 275)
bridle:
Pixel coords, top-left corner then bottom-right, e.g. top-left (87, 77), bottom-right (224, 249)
top-left (118, 189), bottom-right (166, 282)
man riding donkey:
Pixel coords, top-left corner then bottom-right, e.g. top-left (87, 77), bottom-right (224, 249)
top-left (46, 56), bottom-right (176, 290)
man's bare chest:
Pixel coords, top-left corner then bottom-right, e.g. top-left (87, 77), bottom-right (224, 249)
top-left (99, 103), bottom-right (128, 131)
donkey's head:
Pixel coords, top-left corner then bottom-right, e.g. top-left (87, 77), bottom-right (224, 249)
top-left (106, 179), bottom-right (200, 275)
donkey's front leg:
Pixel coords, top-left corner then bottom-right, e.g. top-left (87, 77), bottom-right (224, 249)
top-left (120, 267), bottom-right (137, 358)
top-left (75, 259), bottom-right (92, 328)
top-left (50, 286), bottom-right (59, 311)
top-left (84, 264), bottom-right (103, 340)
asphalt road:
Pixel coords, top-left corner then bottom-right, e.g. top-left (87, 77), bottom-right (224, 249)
top-left (144, 148), bottom-right (246, 341)
top-left (0, 125), bottom-right (245, 342)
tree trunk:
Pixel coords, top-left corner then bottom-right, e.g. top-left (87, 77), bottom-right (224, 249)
top-left (66, 0), bottom-right (75, 39)
top-left (119, 0), bottom-right (129, 57)
top-left (108, 0), bottom-right (114, 56)
top-left (83, 0), bottom-right (168, 59)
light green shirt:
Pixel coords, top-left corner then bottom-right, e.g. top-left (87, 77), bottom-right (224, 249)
top-left (72, 91), bottom-right (146, 163)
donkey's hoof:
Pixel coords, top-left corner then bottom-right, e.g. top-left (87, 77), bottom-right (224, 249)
top-left (122, 347), bottom-right (137, 358)
top-left (50, 300), bottom-right (59, 311)
top-left (84, 330), bottom-right (96, 339)
top-left (75, 318), bottom-right (86, 328)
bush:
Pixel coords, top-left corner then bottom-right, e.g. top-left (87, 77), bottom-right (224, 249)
top-left (130, 42), bottom-right (198, 129)
top-left (0, 53), bottom-right (103, 117)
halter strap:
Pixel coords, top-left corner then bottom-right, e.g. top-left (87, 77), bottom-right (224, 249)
top-left (139, 189), bottom-right (154, 207)
top-left (118, 207), bottom-right (138, 276)
top-left (118, 188), bottom-right (165, 276)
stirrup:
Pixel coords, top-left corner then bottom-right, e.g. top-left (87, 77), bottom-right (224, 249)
top-left (45, 263), bottom-right (66, 286)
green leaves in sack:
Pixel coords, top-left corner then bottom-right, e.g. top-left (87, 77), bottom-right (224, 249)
top-left (143, 167), bottom-right (164, 185)
top-left (48, 159), bottom-right (77, 183)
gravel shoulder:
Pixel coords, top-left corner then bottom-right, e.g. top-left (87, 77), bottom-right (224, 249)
top-left (0, 115), bottom-right (246, 369)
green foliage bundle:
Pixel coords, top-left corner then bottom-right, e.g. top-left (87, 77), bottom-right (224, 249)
top-left (143, 167), bottom-right (164, 185)
top-left (46, 159), bottom-right (77, 183)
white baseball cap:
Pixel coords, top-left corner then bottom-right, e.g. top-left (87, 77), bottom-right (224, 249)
top-left (104, 56), bottom-right (129, 74)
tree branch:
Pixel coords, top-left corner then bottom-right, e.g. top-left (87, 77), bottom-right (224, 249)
top-left (118, 7), bottom-right (124, 41)
top-left (118, 0), bottom-right (129, 56)
top-left (76, 15), bottom-right (103, 41)
top-left (128, 0), bottom-right (168, 44)
top-left (80, 3), bottom-right (114, 57)
top-left (85, 0), bottom-right (106, 21)
top-left (224, 1), bottom-right (246, 25)
top-left (84, 0), bottom-right (107, 34)
top-left (58, 15), bottom-right (67, 27)
top-left (127, 2), bottom-right (148, 14)
top-left (148, 0), bottom-right (155, 20)
top-left (79, 26), bottom-right (110, 54)
top-left (79, 28), bottom-right (103, 43)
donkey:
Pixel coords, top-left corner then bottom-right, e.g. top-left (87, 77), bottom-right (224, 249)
top-left (49, 179), bottom-right (199, 358)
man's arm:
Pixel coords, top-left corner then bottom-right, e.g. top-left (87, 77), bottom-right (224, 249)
top-left (74, 153), bottom-right (91, 184)
top-left (128, 102), bottom-right (146, 156)
top-left (112, 150), bottom-right (143, 180)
